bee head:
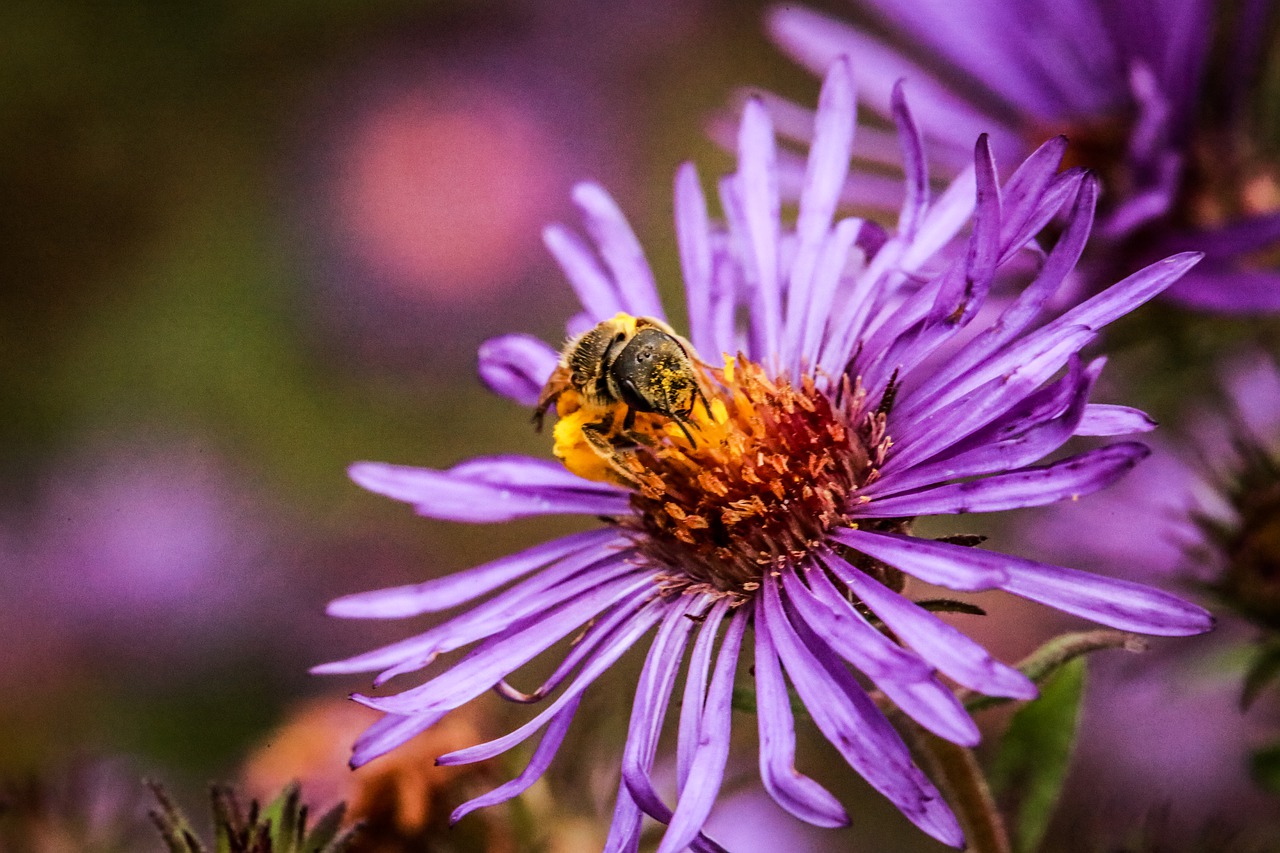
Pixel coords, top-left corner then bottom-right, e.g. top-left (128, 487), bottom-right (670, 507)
top-left (610, 328), bottom-right (700, 418)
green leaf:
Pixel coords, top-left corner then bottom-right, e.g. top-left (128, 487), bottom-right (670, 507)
top-left (1250, 741), bottom-right (1280, 794)
top-left (988, 656), bottom-right (1087, 853)
top-left (1241, 641), bottom-right (1280, 711)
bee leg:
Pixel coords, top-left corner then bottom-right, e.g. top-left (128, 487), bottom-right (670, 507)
top-left (622, 405), bottom-right (636, 431)
top-left (671, 415), bottom-right (698, 449)
top-left (582, 418), bottom-right (640, 486)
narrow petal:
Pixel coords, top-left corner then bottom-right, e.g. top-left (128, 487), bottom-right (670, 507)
top-left (860, 443), bottom-right (1150, 517)
top-left (449, 696), bottom-right (581, 824)
top-left (677, 599), bottom-right (732, 792)
top-left (322, 528), bottom-right (619, 620)
top-left (1023, 252), bottom-right (1203, 360)
top-left (350, 710), bottom-right (446, 769)
top-left (999, 136), bottom-right (1068, 249)
top-left (900, 164), bottom-right (976, 272)
top-left (572, 182), bottom-right (665, 320)
top-left (895, 174), bottom-right (1098, 421)
top-left (760, 575), bottom-right (964, 847)
top-left (543, 223), bottom-right (621, 321)
top-left (675, 162), bottom-right (716, 358)
top-left (348, 456), bottom-right (631, 522)
top-left (766, 5), bottom-right (1011, 151)
top-left (359, 573), bottom-right (654, 716)
top-left (738, 98), bottom-right (783, 363)
top-left (604, 780), bottom-right (643, 853)
top-left (798, 217), bottom-right (863, 371)
top-left (823, 549), bottom-right (1035, 698)
top-left (831, 529), bottom-right (1007, 590)
top-left (319, 549), bottom-right (639, 682)
top-left (785, 58), bottom-right (856, 371)
top-left (658, 610), bottom-right (748, 853)
top-left (784, 564), bottom-right (980, 745)
top-left (880, 357), bottom-right (1099, 493)
top-left (1077, 404), bottom-right (1157, 436)
top-left (892, 80), bottom-right (928, 239)
top-left (999, 560), bottom-right (1214, 636)
top-left (753, 604), bottom-right (851, 828)
top-left (886, 326), bottom-right (1097, 472)
top-left (437, 597), bottom-right (665, 765)
top-left (796, 57), bottom-right (856, 249)
top-left (476, 334), bottom-right (560, 407)
top-left (622, 598), bottom-right (699, 823)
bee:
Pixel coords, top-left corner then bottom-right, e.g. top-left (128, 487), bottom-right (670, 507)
top-left (535, 314), bottom-right (709, 482)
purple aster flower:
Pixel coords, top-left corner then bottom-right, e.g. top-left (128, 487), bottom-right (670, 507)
top-left (318, 61), bottom-right (1213, 851)
top-left (764, 0), bottom-right (1280, 312)
top-left (1026, 352), bottom-right (1280, 634)
top-left (1013, 354), bottom-right (1280, 834)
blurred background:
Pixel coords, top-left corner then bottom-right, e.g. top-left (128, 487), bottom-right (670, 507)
top-left (0, 0), bottom-right (1277, 851)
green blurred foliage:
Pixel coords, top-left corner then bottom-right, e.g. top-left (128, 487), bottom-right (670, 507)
top-left (990, 657), bottom-right (1087, 853)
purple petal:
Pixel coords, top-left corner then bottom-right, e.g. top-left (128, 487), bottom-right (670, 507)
top-left (999, 136), bottom-right (1068, 250)
top-left (449, 696), bottom-right (581, 824)
top-left (675, 162), bottom-right (716, 358)
top-left (348, 456), bottom-right (631, 522)
top-left (823, 549), bottom-right (1035, 699)
top-left (760, 574), bottom-right (964, 847)
top-left (351, 710), bottom-right (446, 768)
top-left (831, 528), bottom-right (1007, 591)
top-left (622, 597), bottom-right (699, 823)
top-left (357, 572), bottom-right (654, 716)
top-left (1026, 252), bottom-right (1203, 358)
top-left (783, 564), bottom-right (980, 745)
top-left (880, 357), bottom-right (1099, 493)
top-left (888, 82), bottom-right (927, 244)
top-left (604, 780), bottom-right (643, 853)
top-left (753, 603), bottom-right (851, 828)
top-left (798, 217), bottom-right (863, 370)
top-left (1077, 404), bottom-right (1157, 436)
top-left (678, 599), bottom-right (732, 792)
top-left (767, 6), bottom-right (1010, 152)
top-left (785, 58), bottom-right (856, 372)
top-left (796, 57), bottom-right (855, 249)
top-left (738, 98), bottom-right (783, 363)
top-left (477, 334), bottom-right (559, 407)
top-left (543, 223), bottom-right (621, 321)
top-left (886, 326), bottom-right (1097, 472)
top-left (901, 164), bottom-right (976, 272)
top-left (896, 174), bottom-right (1098, 420)
top-left (657, 610), bottom-right (747, 853)
top-left (572, 182), bottom-right (665, 320)
top-left (999, 560), bottom-right (1214, 636)
top-left (322, 528), bottom-right (619, 621)
top-left (320, 547), bottom-right (639, 682)
top-left (437, 596), bottom-right (665, 766)
top-left (494, 589), bottom-right (656, 705)
top-left (860, 442), bottom-right (1150, 517)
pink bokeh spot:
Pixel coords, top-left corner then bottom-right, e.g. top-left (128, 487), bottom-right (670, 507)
top-left (336, 83), bottom-right (564, 301)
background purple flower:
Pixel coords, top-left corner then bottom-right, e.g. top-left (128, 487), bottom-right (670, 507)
top-left (321, 61), bottom-right (1211, 852)
top-left (764, 0), bottom-right (1280, 312)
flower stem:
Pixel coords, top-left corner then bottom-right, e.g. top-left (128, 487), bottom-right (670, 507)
top-left (913, 728), bottom-right (1011, 853)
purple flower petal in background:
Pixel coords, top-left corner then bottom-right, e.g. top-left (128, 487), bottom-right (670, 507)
top-left (322, 59), bottom-right (1212, 851)
top-left (763, 0), bottom-right (1280, 313)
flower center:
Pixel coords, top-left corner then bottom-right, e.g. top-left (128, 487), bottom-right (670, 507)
top-left (554, 356), bottom-right (886, 596)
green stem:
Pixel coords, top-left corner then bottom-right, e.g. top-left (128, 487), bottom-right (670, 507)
top-left (912, 728), bottom-right (1011, 853)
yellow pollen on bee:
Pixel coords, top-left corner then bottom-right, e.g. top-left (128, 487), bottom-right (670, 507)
top-left (551, 389), bottom-right (617, 483)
